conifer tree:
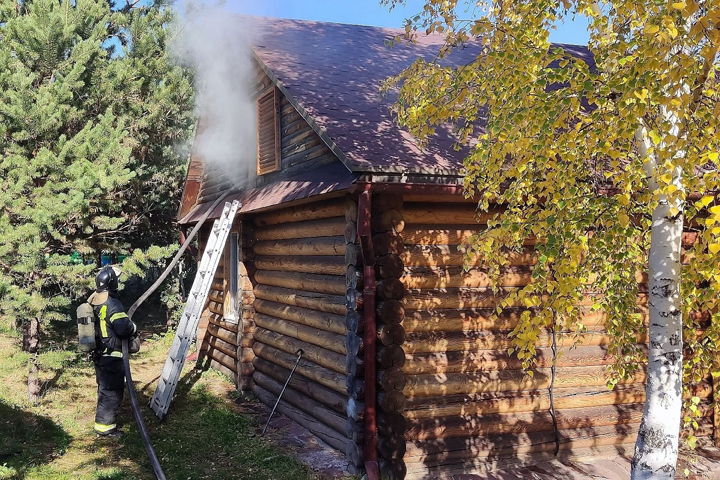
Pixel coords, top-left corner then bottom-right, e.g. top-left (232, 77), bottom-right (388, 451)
top-left (0, 0), bottom-right (194, 402)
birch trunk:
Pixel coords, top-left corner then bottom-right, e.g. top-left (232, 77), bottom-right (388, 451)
top-left (631, 131), bottom-right (684, 479)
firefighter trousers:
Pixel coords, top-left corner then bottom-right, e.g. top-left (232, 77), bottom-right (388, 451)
top-left (93, 355), bottom-right (125, 433)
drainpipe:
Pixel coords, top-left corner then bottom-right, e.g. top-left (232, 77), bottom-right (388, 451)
top-left (357, 189), bottom-right (379, 480)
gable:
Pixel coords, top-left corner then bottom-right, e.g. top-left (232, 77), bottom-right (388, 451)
top-left (193, 62), bottom-right (343, 207)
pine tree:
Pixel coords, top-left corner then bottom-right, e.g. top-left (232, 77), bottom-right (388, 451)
top-left (0, 0), bottom-right (194, 402)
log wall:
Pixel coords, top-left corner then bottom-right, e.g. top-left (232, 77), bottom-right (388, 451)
top-left (249, 196), bottom-right (364, 472)
top-left (397, 196), bottom-right (715, 480)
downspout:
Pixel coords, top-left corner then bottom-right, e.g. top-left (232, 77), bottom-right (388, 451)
top-left (358, 189), bottom-right (380, 480)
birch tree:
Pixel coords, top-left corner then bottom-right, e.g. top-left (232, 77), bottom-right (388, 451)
top-left (384, 0), bottom-right (720, 477)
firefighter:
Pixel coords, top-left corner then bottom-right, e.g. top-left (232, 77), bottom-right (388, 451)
top-left (88, 265), bottom-right (137, 438)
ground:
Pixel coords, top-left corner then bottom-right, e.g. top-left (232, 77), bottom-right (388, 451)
top-left (2, 313), bottom-right (719, 480)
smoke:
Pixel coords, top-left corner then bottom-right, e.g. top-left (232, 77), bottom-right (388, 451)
top-left (172, 4), bottom-right (258, 185)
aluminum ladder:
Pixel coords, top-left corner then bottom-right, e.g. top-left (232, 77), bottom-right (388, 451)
top-left (150, 200), bottom-right (240, 420)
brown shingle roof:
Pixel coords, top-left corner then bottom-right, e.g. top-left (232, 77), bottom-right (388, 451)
top-left (251, 17), bottom-right (594, 177)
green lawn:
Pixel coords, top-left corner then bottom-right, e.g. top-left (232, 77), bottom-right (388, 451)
top-left (0, 322), bottom-right (322, 480)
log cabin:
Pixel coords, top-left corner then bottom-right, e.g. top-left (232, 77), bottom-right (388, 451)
top-left (176, 17), bottom-right (717, 480)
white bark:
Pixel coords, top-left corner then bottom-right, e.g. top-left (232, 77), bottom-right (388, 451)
top-left (630, 128), bottom-right (684, 480)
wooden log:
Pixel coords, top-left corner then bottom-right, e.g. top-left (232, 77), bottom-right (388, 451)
top-left (254, 298), bottom-right (346, 335)
top-left (403, 384), bottom-right (649, 419)
top-left (207, 314), bottom-right (240, 334)
top-left (402, 289), bottom-right (637, 311)
top-left (378, 345), bottom-right (406, 369)
top-left (403, 265), bottom-right (534, 289)
top-left (401, 244), bottom-right (536, 267)
top-left (253, 371), bottom-right (351, 438)
top-left (254, 216), bottom-right (346, 241)
top-left (255, 269), bottom-right (346, 295)
top-left (345, 220), bottom-right (357, 244)
top-left (254, 313), bottom-right (347, 355)
top-left (403, 366), bottom-right (645, 398)
top-left (401, 307), bottom-right (642, 333)
top-left (253, 357), bottom-right (348, 415)
top-left (206, 336), bottom-right (238, 360)
top-left (373, 232), bottom-right (405, 256)
top-left (403, 423), bottom-right (639, 465)
top-left (345, 332), bottom-right (363, 357)
top-left (255, 255), bottom-right (346, 275)
top-left (714, 371), bottom-right (720, 448)
top-left (402, 345), bottom-right (624, 375)
top-left (345, 352), bottom-right (364, 378)
top-left (253, 198), bottom-right (349, 226)
top-left (346, 376), bottom-right (365, 399)
top-left (252, 383), bottom-right (359, 463)
top-left (347, 266), bottom-right (362, 292)
top-left (254, 236), bottom-right (346, 256)
top-left (239, 347), bottom-right (255, 363)
top-left (405, 403), bottom-right (644, 440)
top-left (346, 397), bottom-right (365, 421)
top-left (372, 193), bottom-right (403, 211)
top-left (206, 323), bottom-right (239, 346)
top-left (378, 366), bottom-right (407, 391)
top-left (346, 311), bottom-right (362, 333)
top-left (402, 330), bottom-right (645, 354)
top-left (378, 389), bottom-right (406, 413)
top-left (206, 348), bottom-right (238, 374)
top-left (404, 203), bottom-right (504, 225)
top-left (345, 199), bottom-right (358, 223)
top-left (208, 358), bottom-right (236, 379)
top-left (377, 300), bottom-right (405, 324)
top-left (253, 284), bottom-right (347, 316)
top-left (377, 411), bottom-right (407, 436)
top-left (379, 461), bottom-right (407, 480)
top-left (378, 323), bottom-right (406, 346)
top-left (345, 288), bottom-right (361, 311)
top-left (416, 382), bottom-right (707, 421)
top-left (377, 277), bottom-right (405, 301)
top-left (253, 327), bottom-right (348, 374)
top-left (372, 208), bottom-right (405, 234)
top-left (253, 342), bottom-right (348, 394)
top-left (378, 434), bottom-right (407, 459)
top-left (345, 244), bottom-right (360, 266)
top-left (376, 254), bottom-right (404, 279)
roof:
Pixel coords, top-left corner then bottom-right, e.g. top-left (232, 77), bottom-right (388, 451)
top-left (251, 17), bottom-right (594, 177)
top-left (179, 162), bottom-right (358, 224)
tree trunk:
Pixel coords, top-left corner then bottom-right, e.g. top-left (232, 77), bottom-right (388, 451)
top-left (24, 318), bottom-right (41, 404)
top-left (631, 131), bottom-right (684, 479)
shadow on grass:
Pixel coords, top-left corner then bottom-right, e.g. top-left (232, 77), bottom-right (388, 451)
top-left (0, 400), bottom-right (71, 479)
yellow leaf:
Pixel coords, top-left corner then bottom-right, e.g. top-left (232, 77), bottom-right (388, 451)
top-left (709, 152), bottom-right (719, 163)
top-left (644, 24), bottom-right (660, 35)
top-left (709, 243), bottom-right (720, 255)
top-left (671, 1), bottom-right (686, 8)
top-left (619, 212), bottom-right (629, 227)
top-left (618, 194), bottom-right (630, 206)
top-left (710, 205), bottom-right (720, 215)
top-left (699, 195), bottom-right (714, 207)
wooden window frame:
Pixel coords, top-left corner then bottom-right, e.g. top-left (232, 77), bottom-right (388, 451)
top-left (256, 88), bottom-right (281, 175)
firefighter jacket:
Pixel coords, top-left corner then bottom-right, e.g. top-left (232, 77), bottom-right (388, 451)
top-left (91, 292), bottom-right (137, 357)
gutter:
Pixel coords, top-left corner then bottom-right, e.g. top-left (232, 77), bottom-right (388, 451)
top-left (357, 189), bottom-right (379, 480)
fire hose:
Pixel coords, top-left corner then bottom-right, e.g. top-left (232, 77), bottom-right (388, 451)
top-left (123, 192), bottom-right (231, 479)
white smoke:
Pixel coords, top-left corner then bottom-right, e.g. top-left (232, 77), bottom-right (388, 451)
top-left (172, 4), bottom-right (258, 185)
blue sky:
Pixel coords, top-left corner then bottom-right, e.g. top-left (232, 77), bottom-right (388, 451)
top-left (224, 0), bottom-right (591, 45)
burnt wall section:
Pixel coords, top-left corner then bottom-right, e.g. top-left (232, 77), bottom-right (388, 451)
top-left (249, 197), bottom-right (364, 472)
top-left (197, 64), bottom-right (338, 205)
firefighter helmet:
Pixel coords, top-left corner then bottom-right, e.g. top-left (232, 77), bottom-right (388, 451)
top-left (95, 266), bottom-right (120, 292)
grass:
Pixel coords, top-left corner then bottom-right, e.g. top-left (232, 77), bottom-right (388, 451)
top-left (0, 319), bottom-right (326, 480)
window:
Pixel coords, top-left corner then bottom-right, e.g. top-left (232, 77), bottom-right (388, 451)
top-left (224, 232), bottom-right (240, 323)
top-left (257, 88), bottom-right (280, 175)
